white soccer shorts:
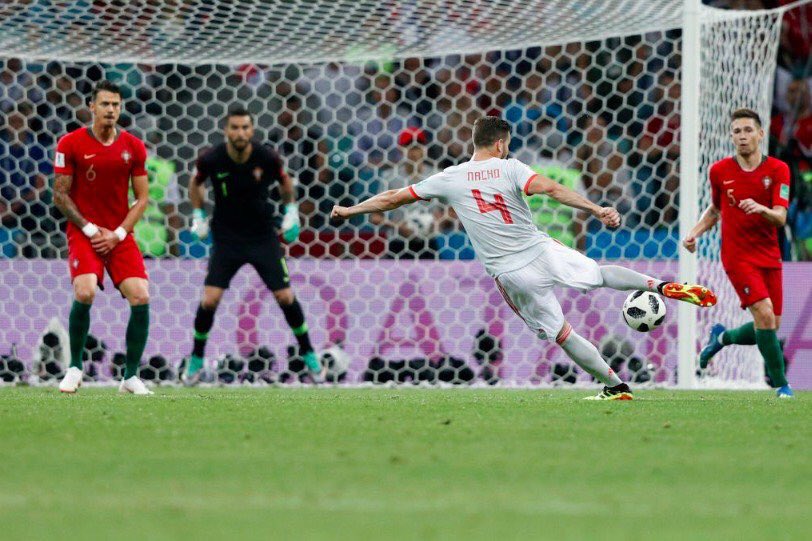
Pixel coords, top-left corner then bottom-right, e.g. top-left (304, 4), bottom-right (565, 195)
top-left (494, 238), bottom-right (602, 341)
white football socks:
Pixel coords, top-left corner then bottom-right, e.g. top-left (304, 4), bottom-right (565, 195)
top-left (599, 265), bottom-right (664, 293)
top-left (559, 330), bottom-right (624, 387)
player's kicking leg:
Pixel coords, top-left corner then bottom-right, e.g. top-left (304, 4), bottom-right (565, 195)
top-left (598, 265), bottom-right (717, 307)
top-left (556, 323), bottom-right (634, 400)
top-left (58, 274), bottom-right (98, 393)
top-left (495, 258), bottom-right (632, 400)
top-left (117, 277), bottom-right (153, 395)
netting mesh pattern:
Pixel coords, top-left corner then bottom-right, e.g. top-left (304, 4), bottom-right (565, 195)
top-left (0, 2), bottom-right (790, 386)
top-left (1, 0), bottom-right (686, 65)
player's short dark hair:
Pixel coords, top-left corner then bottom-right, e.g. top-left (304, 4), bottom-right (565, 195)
top-left (226, 106), bottom-right (253, 124)
top-left (90, 80), bottom-right (122, 103)
top-left (730, 108), bottom-right (761, 127)
top-left (473, 117), bottom-right (511, 148)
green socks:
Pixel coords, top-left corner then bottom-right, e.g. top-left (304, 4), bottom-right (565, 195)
top-left (721, 322), bottom-right (787, 387)
top-left (124, 304), bottom-right (150, 379)
top-left (68, 301), bottom-right (149, 379)
top-left (755, 329), bottom-right (788, 388)
top-left (68, 300), bottom-right (92, 369)
top-left (721, 322), bottom-right (756, 346)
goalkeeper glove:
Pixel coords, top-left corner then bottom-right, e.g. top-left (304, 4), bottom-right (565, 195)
top-left (281, 203), bottom-right (300, 243)
top-left (191, 208), bottom-right (209, 240)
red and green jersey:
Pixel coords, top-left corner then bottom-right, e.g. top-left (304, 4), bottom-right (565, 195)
top-left (54, 127), bottom-right (147, 232)
top-left (709, 155), bottom-right (790, 269)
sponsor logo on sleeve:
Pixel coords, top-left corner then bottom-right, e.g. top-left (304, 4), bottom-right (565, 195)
top-left (55, 152), bottom-right (65, 167)
top-left (780, 184), bottom-right (789, 200)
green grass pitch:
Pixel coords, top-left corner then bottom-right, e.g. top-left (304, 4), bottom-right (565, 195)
top-left (0, 388), bottom-right (809, 540)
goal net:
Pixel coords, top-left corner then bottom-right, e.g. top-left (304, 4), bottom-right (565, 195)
top-left (0, 0), bottom-right (796, 387)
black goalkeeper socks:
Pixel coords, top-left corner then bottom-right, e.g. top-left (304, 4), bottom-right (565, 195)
top-left (192, 304), bottom-right (216, 358)
top-left (280, 298), bottom-right (314, 355)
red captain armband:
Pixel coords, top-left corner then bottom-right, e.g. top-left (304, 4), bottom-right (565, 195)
top-left (523, 174), bottom-right (538, 196)
top-left (408, 185), bottom-right (428, 201)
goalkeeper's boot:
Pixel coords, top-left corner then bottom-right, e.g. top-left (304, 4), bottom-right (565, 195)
top-left (182, 355), bottom-right (205, 387)
top-left (776, 385), bottom-right (794, 399)
top-left (303, 351), bottom-right (326, 384)
top-left (699, 323), bottom-right (726, 369)
top-left (661, 283), bottom-right (717, 307)
top-left (58, 366), bottom-right (84, 394)
top-left (119, 376), bottom-right (154, 396)
top-left (584, 383), bottom-right (633, 401)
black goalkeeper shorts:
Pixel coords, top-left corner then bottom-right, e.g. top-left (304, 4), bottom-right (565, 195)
top-left (204, 235), bottom-right (290, 291)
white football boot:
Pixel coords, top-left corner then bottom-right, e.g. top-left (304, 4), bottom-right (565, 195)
top-left (58, 366), bottom-right (84, 393)
top-left (118, 376), bottom-right (154, 395)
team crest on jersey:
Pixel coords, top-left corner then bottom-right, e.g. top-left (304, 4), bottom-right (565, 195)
top-left (253, 167), bottom-right (263, 182)
top-left (121, 150), bottom-right (131, 164)
top-left (762, 176), bottom-right (772, 189)
top-left (743, 286), bottom-right (750, 295)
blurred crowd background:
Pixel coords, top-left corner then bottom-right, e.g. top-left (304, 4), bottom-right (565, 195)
top-left (1, 0), bottom-right (810, 262)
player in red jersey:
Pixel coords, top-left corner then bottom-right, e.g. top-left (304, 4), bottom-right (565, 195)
top-left (53, 80), bottom-right (153, 395)
top-left (684, 108), bottom-right (793, 398)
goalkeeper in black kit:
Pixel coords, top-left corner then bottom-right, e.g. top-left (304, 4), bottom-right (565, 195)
top-left (183, 107), bottom-right (325, 384)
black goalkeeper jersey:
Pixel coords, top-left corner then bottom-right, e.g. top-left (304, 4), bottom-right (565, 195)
top-left (194, 141), bottom-right (286, 240)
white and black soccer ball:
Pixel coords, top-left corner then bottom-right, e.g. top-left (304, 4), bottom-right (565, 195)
top-left (321, 344), bottom-right (351, 381)
top-left (622, 291), bottom-right (666, 332)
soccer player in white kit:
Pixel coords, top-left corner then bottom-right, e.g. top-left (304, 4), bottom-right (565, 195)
top-left (331, 117), bottom-right (717, 400)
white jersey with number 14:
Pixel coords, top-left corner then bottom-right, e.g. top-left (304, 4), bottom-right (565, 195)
top-left (409, 157), bottom-right (548, 277)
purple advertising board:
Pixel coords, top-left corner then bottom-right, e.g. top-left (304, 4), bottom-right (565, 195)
top-left (0, 260), bottom-right (809, 388)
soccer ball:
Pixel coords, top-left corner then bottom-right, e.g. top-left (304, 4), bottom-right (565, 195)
top-left (622, 291), bottom-right (666, 332)
top-left (321, 344), bottom-right (351, 381)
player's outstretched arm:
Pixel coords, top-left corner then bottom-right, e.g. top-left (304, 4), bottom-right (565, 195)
top-left (53, 173), bottom-right (90, 229)
top-left (525, 174), bottom-right (620, 228)
top-left (683, 204), bottom-right (720, 253)
top-left (331, 188), bottom-right (416, 220)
